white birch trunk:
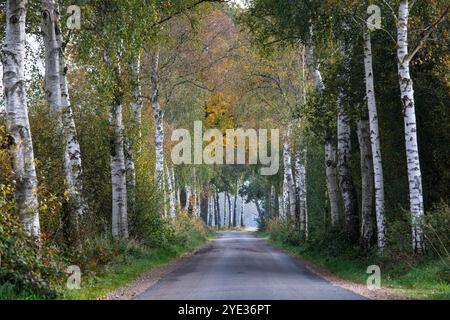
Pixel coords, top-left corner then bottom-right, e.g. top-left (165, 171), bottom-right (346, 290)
top-left (2, 0), bottom-right (40, 237)
top-left (270, 185), bottom-right (276, 217)
top-left (223, 192), bottom-right (227, 226)
top-left (42, 0), bottom-right (87, 223)
top-left (166, 164), bottom-right (176, 218)
top-left (185, 186), bottom-right (191, 210)
top-left (282, 128), bottom-right (297, 221)
top-left (109, 102), bottom-right (128, 239)
top-left (149, 52), bottom-right (165, 196)
top-left (363, 28), bottom-right (386, 250)
top-left (397, 0), bottom-right (425, 253)
top-left (130, 59), bottom-right (143, 153)
top-left (305, 39), bottom-right (340, 227)
top-left (294, 148), bottom-right (308, 235)
top-left (278, 194), bottom-right (284, 219)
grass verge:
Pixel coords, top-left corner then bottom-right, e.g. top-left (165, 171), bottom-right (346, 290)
top-left (62, 233), bottom-right (215, 300)
top-left (259, 232), bottom-right (450, 300)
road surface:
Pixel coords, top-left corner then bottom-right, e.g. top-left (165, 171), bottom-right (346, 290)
top-left (136, 232), bottom-right (365, 300)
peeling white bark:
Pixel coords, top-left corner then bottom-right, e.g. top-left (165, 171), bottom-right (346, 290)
top-left (397, 0), bottom-right (425, 253)
top-left (2, 0), bottom-right (40, 237)
top-left (363, 29), bottom-right (386, 250)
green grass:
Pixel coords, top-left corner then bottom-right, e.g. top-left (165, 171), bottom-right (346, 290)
top-left (261, 232), bottom-right (450, 300)
top-left (62, 234), bottom-right (214, 300)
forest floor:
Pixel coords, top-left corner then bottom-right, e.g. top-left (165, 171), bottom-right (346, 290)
top-left (263, 234), bottom-right (450, 300)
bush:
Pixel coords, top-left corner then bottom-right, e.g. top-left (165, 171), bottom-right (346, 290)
top-left (0, 211), bottom-right (64, 299)
top-left (266, 217), bottom-right (303, 246)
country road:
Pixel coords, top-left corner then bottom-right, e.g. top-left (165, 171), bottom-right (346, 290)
top-left (136, 232), bottom-right (366, 300)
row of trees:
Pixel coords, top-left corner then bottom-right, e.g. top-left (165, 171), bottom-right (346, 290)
top-left (1, 0), bottom-right (448, 267)
top-left (243, 0), bottom-right (449, 253)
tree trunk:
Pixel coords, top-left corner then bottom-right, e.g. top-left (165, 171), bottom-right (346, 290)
top-left (240, 194), bottom-right (244, 228)
top-left (2, 0), bottom-right (40, 237)
top-left (282, 128), bottom-right (297, 221)
top-left (294, 148), bottom-right (308, 235)
top-left (124, 137), bottom-right (136, 215)
top-left (227, 192), bottom-right (232, 227)
top-left (357, 119), bottom-right (375, 249)
top-left (233, 186), bottom-right (238, 228)
top-left (42, 0), bottom-right (87, 230)
top-left (324, 132), bottom-right (340, 227)
top-left (337, 31), bottom-right (359, 243)
top-left (149, 51), bottom-right (165, 200)
top-left (363, 28), bottom-right (386, 250)
top-left (166, 164), bottom-right (176, 218)
top-left (215, 192), bottom-right (221, 229)
top-left (130, 59), bottom-right (143, 153)
top-left (110, 101), bottom-right (128, 239)
top-left (255, 200), bottom-right (262, 218)
top-left (397, 0), bottom-right (425, 253)
top-left (223, 192), bottom-right (227, 226)
top-left (305, 39), bottom-right (340, 227)
top-left (185, 186), bottom-right (191, 210)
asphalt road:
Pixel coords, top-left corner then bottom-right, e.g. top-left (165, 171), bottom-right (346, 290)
top-left (136, 232), bottom-right (365, 300)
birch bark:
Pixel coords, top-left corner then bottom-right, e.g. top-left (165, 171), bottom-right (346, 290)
top-left (282, 128), bottom-right (297, 221)
top-left (110, 101), bottom-right (128, 239)
top-left (42, 0), bottom-right (87, 226)
top-left (166, 164), bottom-right (176, 218)
top-left (397, 0), bottom-right (425, 253)
top-left (2, 0), bottom-right (40, 236)
top-left (149, 51), bottom-right (165, 198)
top-left (294, 148), bottom-right (307, 234)
top-left (363, 28), bottom-right (386, 250)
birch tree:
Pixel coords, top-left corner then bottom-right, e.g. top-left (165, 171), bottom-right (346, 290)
top-left (305, 42), bottom-right (340, 227)
top-left (109, 81), bottom-right (128, 239)
top-left (166, 164), bottom-right (176, 218)
top-left (2, 0), bottom-right (40, 237)
top-left (394, 0), bottom-right (448, 252)
top-left (282, 128), bottom-right (297, 221)
top-left (363, 27), bottom-right (386, 250)
top-left (294, 148), bottom-right (307, 234)
top-left (357, 116), bottom-right (375, 249)
top-left (336, 24), bottom-right (359, 243)
top-left (41, 0), bottom-right (87, 227)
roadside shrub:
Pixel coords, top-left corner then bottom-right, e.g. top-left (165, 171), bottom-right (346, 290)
top-left (0, 211), bottom-right (64, 300)
top-left (173, 211), bottom-right (209, 247)
top-left (266, 217), bottom-right (302, 246)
